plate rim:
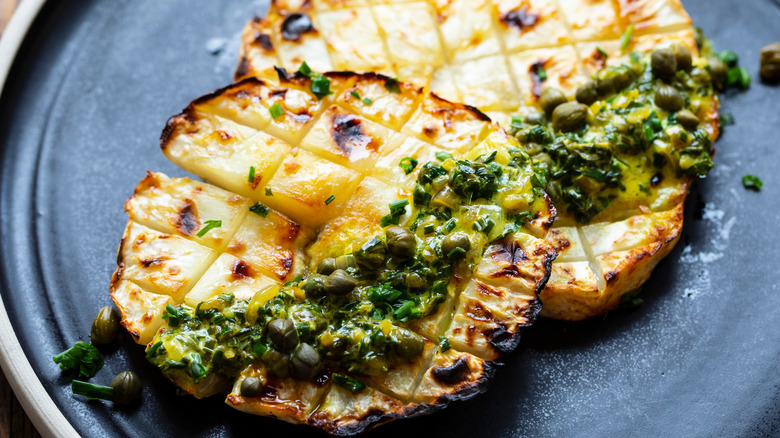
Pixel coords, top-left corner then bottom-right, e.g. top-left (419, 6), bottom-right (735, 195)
top-left (0, 0), bottom-right (79, 436)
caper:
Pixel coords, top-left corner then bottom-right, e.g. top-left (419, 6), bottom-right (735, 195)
top-left (654, 84), bottom-right (684, 112)
top-left (672, 44), bottom-right (693, 72)
top-left (334, 254), bottom-right (357, 270)
top-left (523, 111), bottom-right (545, 125)
top-left (760, 42), bottom-right (780, 82)
top-left (611, 67), bottom-right (635, 91)
top-left (708, 56), bottom-right (728, 89)
top-left (651, 48), bottom-right (677, 79)
top-left (676, 110), bottom-right (700, 130)
top-left (393, 329), bottom-right (425, 359)
top-left (552, 102), bottom-right (588, 132)
top-left (539, 87), bottom-right (567, 115)
top-left (302, 274), bottom-right (327, 298)
top-left (290, 343), bottom-right (321, 380)
top-left (575, 80), bottom-right (599, 105)
top-left (386, 226), bottom-right (416, 259)
top-left (595, 76), bottom-right (615, 97)
top-left (240, 377), bottom-right (263, 397)
top-left (268, 318), bottom-right (299, 352)
top-left (690, 67), bottom-right (711, 84)
top-left (316, 258), bottom-right (336, 275)
top-left (324, 269), bottom-right (357, 295)
top-left (90, 306), bottom-right (120, 345)
top-left (110, 371), bottom-right (142, 404)
top-left (405, 272), bottom-right (427, 289)
top-left (261, 349), bottom-right (290, 377)
top-left (354, 238), bottom-right (387, 270)
top-left (441, 232), bottom-right (471, 259)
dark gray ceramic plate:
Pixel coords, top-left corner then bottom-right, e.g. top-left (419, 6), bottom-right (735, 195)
top-left (1, 1), bottom-right (779, 436)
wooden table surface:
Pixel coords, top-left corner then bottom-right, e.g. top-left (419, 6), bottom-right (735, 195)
top-left (1, 3), bottom-right (44, 438)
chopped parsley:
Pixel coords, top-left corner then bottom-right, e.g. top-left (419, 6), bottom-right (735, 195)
top-left (196, 220), bottom-right (222, 238)
top-left (269, 102), bottom-right (284, 119)
top-left (399, 157), bottom-right (418, 175)
top-left (742, 174), bottom-right (763, 191)
top-left (52, 342), bottom-right (104, 379)
top-left (621, 289), bottom-right (643, 310)
top-left (249, 202), bottom-right (270, 217)
top-left (332, 373), bottom-right (366, 392)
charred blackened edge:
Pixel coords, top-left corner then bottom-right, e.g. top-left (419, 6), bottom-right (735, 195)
top-left (427, 91), bottom-right (492, 123)
top-left (159, 77), bottom-right (268, 152)
top-left (314, 361), bottom-right (498, 436)
top-left (486, 244), bottom-right (555, 356)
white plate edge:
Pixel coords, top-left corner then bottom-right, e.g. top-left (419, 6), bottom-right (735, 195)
top-left (0, 0), bottom-right (81, 437)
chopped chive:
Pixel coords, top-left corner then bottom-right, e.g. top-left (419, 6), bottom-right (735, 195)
top-left (332, 373), bottom-right (366, 392)
top-left (742, 174), bottom-right (762, 191)
top-left (269, 102), bottom-right (284, 119)
top-left (196, 220), bottom-right (222, 238)
top-left (389, 199), bottom-right (409, 212)
top-left (350, 90), bottom-right (361, 100)
top-left (379, 214), bottom-right (396, 227)
top-left (310, 75), bottom-right (332, 100)
top-left (435, 151), bottom-right (453, 161)
top-left (398, 157), bottom-right (418, 175)
top-left (473, 217), bottom-right (495, 234)
top-left (325, 195), bottom-right (336, 205)
top-left (443, 218), bottom-right (457, 232)
top-left (447, 247), bottom-right (467, 258)
top-left (620, 24), bottom-right (634, 51)
top-left (362, 98), bottom-right (373, 105)
top-left (596, 46), bottom-right (609, 59)
top-left (423, 224), bottom-right (435, 234)
top-left (146, 341), bottom-right (163, 358)
top-left (72, 380), bottom-right (114, 401)
top-left (188, 353), bottom-right (207, 383)
top-left (537, 67), bottom-right (548, 82)
top-left (298, 61), bottom-right (312, 76)
top-left (247, 166), bottom-right (256, 183)
top-left (265, 187), bottom-right (273, 196)
top-left (384, 77), bottom-right (401, 94)
top-left (439, 336), bottom-right (451, 353)
top-left (249, 202), bottom-right (270, 217)
top-left (510, 115), bottom-right (523, 129)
